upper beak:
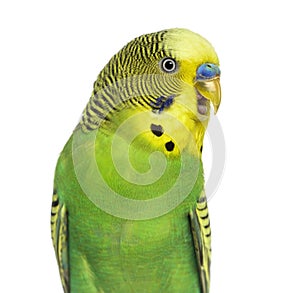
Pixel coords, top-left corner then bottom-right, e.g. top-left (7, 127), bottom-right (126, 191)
top-left (194, 63), bottom-right (221, 114)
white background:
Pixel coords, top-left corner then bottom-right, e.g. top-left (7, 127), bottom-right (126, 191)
top-left (1, 0), bottom-right (300, 292)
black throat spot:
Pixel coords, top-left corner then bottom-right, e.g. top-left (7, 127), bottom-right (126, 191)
top-left (150, 124), bottom-right (164, 137)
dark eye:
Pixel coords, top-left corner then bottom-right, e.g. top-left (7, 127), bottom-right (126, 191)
top-left (160, 58), bottom-right (178, 73)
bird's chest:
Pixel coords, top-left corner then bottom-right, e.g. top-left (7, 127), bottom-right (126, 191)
top-left (95, 123), bottom-right (202, 204)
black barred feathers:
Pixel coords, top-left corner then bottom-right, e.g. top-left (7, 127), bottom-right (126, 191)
top-left (51, 191), bottom-right (70, 293)
top-left (79, 30), bottom-right (182, 132)
top-left (189, 194), bottom-right (211, 293)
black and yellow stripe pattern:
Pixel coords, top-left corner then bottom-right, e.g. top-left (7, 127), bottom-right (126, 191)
top-left (51, 190), bottom-right (69, 293)
top-left (79, 30), bottom-right (183, 132)
top-left (189, 192), bottom-right (212, 293)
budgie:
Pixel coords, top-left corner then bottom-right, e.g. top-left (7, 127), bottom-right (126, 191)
top-left (51, 28), bottom-right (221, 293)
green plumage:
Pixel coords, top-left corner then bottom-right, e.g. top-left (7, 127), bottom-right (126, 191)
top-left (51, 28), bottom-right (220, 293)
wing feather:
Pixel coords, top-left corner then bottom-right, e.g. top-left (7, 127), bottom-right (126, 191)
top-left (189, 191), bottom-right (211, 293)
top-left (51, 190), bottom-right (70, 293)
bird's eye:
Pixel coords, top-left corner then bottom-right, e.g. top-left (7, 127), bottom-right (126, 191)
top-left (160, 58), bottom-right (178, 73)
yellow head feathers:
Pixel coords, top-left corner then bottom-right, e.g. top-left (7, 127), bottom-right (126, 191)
top-left (80, 28), bottom-right (221, 139)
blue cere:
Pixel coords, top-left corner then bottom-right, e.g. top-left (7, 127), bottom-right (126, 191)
top-left (196, 63), bottom-right (220, 80)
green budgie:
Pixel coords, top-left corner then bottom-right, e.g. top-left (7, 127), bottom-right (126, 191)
top-left (51, 28), bottom-right (221, 293)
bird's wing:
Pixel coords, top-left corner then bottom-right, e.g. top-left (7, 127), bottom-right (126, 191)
top-left (189, 191), bottom-right (211, 293)
top-left (51, 190), bottom-right (70, 293)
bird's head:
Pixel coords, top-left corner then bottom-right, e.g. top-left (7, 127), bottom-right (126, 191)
top-left (156, 28), bottom-right (221, 116)
top-left (113, 28), bottom-right (220, 115)
top-left (92, 28), bottom-right (221, 119)
top-left (82, 28), bottom-right (221, 155)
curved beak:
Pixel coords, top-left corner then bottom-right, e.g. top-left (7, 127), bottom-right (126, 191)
top-left (194, 63), bottom-right (221, 114)
top-left (194, 77), bottom-right (221, 114)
